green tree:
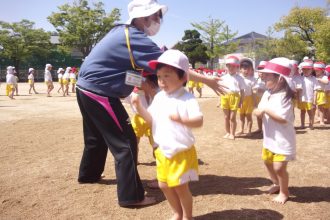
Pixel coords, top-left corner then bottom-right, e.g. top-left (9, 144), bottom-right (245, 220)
top-left (274, 6), bottom-right (328, 60)
top-left (48, 0), bottom-right (120, 57)
top-left (173, 30), bottom-right (208, 68)
top-left (313, 18), bottom-right (330, 63)
top-left (0, 19), bottom-right (51, 71)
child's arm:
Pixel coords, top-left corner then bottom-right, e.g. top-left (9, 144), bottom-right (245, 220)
top-left (313, 90), bottom-right (317, 106)
top-left (238, 89), bottom-right (244, 108)
top-left (264, 108), bottom-right (287, 124)
top-left (131, 95), bottom-right (153, 126)
top-left (170, 114), bottom-right (203, 128)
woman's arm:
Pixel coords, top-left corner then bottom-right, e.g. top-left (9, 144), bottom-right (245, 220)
top-left (187, 69), bottom-right (227, 96)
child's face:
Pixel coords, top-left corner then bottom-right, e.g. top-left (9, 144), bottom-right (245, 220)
top-left (240, 63), bottom-right (253, 77)
top-left (226, 64), bottom-right (238, 74)
top-left (314, 69), bottom-right (324, 77)
top-left (302, 68), bottom-right (312, 76)
top-left (157, 66), bottom-right (186, 94)
top-left (263, 72), bottom-right (280, 91)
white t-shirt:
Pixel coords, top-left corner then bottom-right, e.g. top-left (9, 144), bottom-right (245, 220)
top-left (298, 76), bottom-right (317, 103)
top-left (28, 73), bottom-right (34, 80)
top-left (258, 90), bottom-right (296, 156)
top-left (315, 75), bottom-right (329, 91)
top-left (241, 75), bottom-right (256, 96)
top-left (253, 78), bottom-right (266, 97)
top-left (69, 73), bottom-right (76, 79)
top-left (63, 72), bottom-right (70, 80)
top-left (220, 73), bottom-right (246, 93)
top-left (58, 73), bottom-right (63, 79)
top-left (6, 74), bottom-right (16, 84)
top-left (126, 90), bottom-right (151, 114)
top-left (148, 87), bottom-right (202, 158)
top-left (44, 70), bottom-right (52, 82)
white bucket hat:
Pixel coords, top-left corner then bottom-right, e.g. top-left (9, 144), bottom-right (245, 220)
top-left (125, 0), bottom-right (168, 25)
top-left (259, 57), bottom-right (295, 91)
top-left (57, 68), bottom-right (64, 73)
top-left (28, 68), bottom-right (35, 73)
top-left (148, 49), bottom-right (189, 73)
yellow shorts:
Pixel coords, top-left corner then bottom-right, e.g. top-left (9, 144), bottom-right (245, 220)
top-left (324, 93), bottom-right (330, 108)
top-left (187, 80), bottom-right (196, 88)
top-left (70, 78), bottom-right (76, 84)
top-left (45, 81), bottom-right (53, 86)
top-left (155, 146), bottom-right (199, 187)
top-left (28, 80), bottom-right (34, 85)
top-left (196, 82), bottom-right (203, 89)
top-left (316, 90), bottom-right (327, 106)
top-left (58, 79), bottom-right (63, 84)
top-left (63, 79), bottom-right (69, 85)
top-left (221, 93), bottom-right (240, 111)
top-left (255, 96), bottom-right (262, 105)
top-left (131, 114), bottom-right (155, 146)
top-left (6, 84), bottom-right (15, 95)
top-left (262, 148), bottom-right (295, 163)
top-left (238, 95), bottom-right (254, 115)
top-left (298, 102), bottom-right (313, 111)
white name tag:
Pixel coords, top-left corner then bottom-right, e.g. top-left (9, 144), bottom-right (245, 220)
top-left (125, 70), bottom-right (143, 87)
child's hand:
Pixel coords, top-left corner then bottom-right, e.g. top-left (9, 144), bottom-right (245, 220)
top-left (253, 108), bottom-right (264, 118)
top-left (131, 94), bottom-right (141, 108)
top-left (169, 114), bottom-right (183, 124)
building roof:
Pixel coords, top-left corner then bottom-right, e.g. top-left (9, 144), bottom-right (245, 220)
top-left (230, 31), bottom-right (268, 44)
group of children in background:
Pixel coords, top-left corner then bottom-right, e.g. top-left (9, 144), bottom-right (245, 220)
top-left (4, 64), bottom-right (78, 99)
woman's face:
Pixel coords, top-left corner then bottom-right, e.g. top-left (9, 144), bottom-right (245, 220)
top-left (157, 66), bottom-right (185, 94)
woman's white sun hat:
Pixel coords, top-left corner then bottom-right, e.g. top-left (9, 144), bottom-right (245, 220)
top-left (259, 57), bottom-right (295, 91)
top-left (148, 49), bottom-right (189, 72)
top-left (125, 0), bottom-right (168, 25)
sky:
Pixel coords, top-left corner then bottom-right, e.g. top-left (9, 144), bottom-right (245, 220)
top-left (0, 0), bottom-right (328, 48)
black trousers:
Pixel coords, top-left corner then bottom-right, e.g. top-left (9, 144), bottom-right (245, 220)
top-left (76, 88), bottom-right (144, 206)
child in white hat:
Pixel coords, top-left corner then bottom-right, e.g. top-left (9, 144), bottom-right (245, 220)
top-left (28, 68), bottom-right (38, 94)
top-left (6, 66), bottom-right (16, 99)
top-left (253, 57), bottom-right (296, 204)
top-left (44, 64), bottom-right (54, 97)
top-left (132, 49), bottom-right (203, 219)
top-left (313, 62), bottom-right (329, 126)
top-left (57, 68), bottom-right (65, 95)
top-left (63, 67), bottom-right (71, 96)
top-left (297, 61), bottom-right (317, 129)
top-left (219, 55), bottom-right (246, 140)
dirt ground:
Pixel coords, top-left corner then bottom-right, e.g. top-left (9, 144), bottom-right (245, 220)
top-left (0, 82), bottom-right (329, 220)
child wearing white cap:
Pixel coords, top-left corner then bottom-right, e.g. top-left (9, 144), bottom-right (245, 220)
top-left (44, 64), bottom-right (54, 97)
top-left (28, 68), bottom-right (38, 94)
top-left (6, 66), bottom-right (16, 99)
top-left (297, 61), bottom-right (317, 129)
top-left (253, 57), bottom-right (296, 204)
top-left (57, 68), bottom-right (65, 95)
top-left (313, 62), bottom-right (329, 126)
top-left (63, 67), bottom-right (71, 96)
top-left (237, 58), bottom-right (257, 136)
top-left (132, 49), bottom-right (203, 219)
top-left (219, 55), bottom-right (246, 140)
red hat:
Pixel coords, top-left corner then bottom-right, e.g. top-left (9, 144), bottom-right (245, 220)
top-left (313, 62), bottom-right (325, 71)
top-left (300, 61), bottom-right (313, 69)
top-left (326, 65), bottom-right (330, 73)
top-left (225, 56), bottom-right (240, 66)
top-left (257, 61), bottom-right (268, 70)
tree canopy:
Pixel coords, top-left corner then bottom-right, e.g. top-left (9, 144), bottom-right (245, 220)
top-left (0, 19), bottom-right (51, 71)
top-left (47, 0), bottom-right (120, 58)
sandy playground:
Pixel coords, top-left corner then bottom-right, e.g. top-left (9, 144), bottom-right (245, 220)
top-left (0, 82), bottom-right (329, 219)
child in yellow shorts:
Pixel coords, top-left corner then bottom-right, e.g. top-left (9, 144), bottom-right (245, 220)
top-left (220, 56), bottom-right (246, 140)
top-left (132, 50), bottom-right (203, 219)
top-left (6, 66), bottom-right (16, 99)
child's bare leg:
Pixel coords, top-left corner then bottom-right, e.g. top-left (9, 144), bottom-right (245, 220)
top-left (273, 161), bottom-right (289, 204)
top-left (29, 86), bottom-right (32, 94)
top-left (256, 117), bottom-right (262, 132)
top-left (229, 110), bottom-right (237, 139)
top-left (264, 161), bottom-right (279, 194)
top-left (174, 183), bottom-right (193, 220)
top-left (319, 107), bottom-right (325, 125)
top-left (246, 113), bottom-right (253, 135)
top-left (300, 110), bottom-right (306, 128)
top-left (236, 114), bottom-right (244, 135)
top-left (159, 182), bottom-right (183, 220)
top-left (223, 109), bottom-right (230, 138)
top-left (307, 109), bottom-right (314, 129)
